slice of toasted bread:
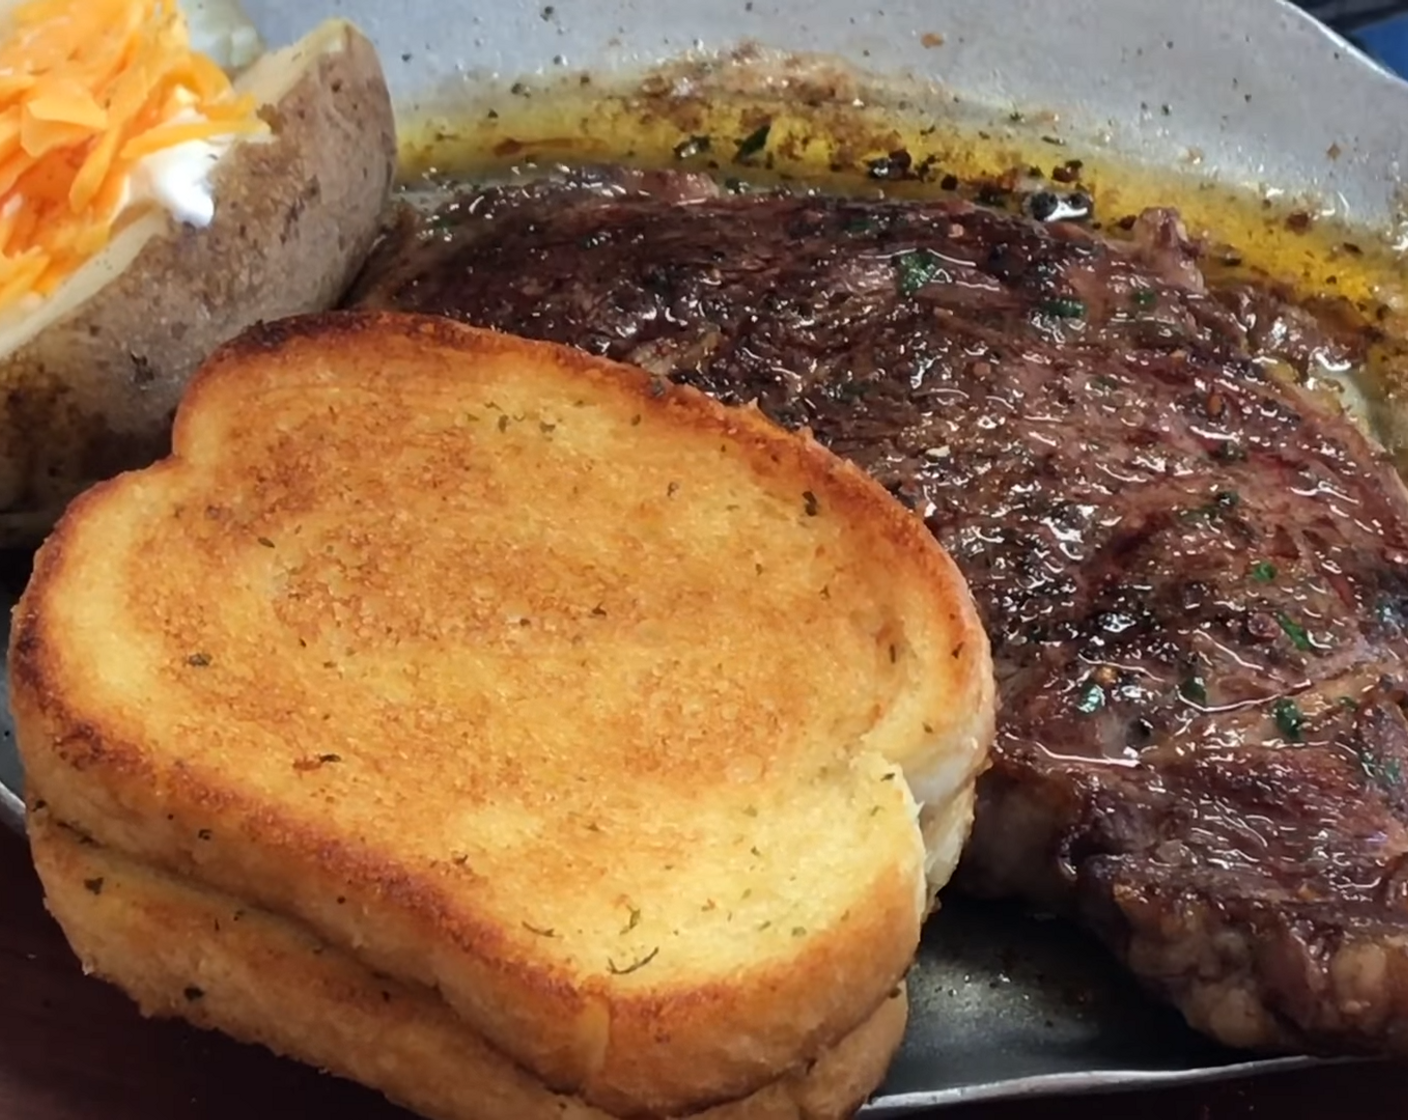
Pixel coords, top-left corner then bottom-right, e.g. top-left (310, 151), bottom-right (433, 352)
top-left (11, 311), bottom-right (993, 1115)
top-left (27, 805), bottom-right (908, 1120)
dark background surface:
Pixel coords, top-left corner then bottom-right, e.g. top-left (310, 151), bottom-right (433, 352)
top-left (6, 5), bottom-right (1408, 1118)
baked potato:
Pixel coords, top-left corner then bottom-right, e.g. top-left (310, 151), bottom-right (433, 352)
top-left (0, 12), bottom-right (397, 545)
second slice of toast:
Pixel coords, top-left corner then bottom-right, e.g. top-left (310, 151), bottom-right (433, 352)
top-left (13, 311), bottom-right (994, 1116)
top-left (28, 804), bottom-right (910, 1120)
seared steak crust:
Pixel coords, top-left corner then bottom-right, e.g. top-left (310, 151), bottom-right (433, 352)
top-left (350, 171), bottom-right (1408, 1056)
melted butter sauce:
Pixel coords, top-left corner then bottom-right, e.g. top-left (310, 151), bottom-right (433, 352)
top-left (397, 78), bottom-right (1408, 465)
top-left (399, 82), bottom-right (1406, 306)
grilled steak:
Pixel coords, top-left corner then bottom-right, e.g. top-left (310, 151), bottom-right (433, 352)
top-left (349, 169), bottom-right (1408, 1057)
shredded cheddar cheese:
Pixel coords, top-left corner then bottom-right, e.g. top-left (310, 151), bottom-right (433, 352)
top-left (0, 0), bottom-right (268, 313)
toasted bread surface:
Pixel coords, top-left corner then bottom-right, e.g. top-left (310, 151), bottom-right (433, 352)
top-left (28, 805), bottom-right (907, 1120)
top-left (11, 311), bottom-right (992, 1113)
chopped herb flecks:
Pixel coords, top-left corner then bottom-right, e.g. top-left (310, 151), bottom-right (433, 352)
top-left (1251, 560), bottom-right (1277, 583)
top-left (1276, 612), bottom-right (1313, 652)
top-left (895, 248), bottom-right (947, 296)
top-left (607, 947), bottom-right (660, 975)
top-left (1272, 698), bottom-right (1304, 742)
top-left (734, 122), bottom-right (771, 162)
top-left (1358, 746), bottom-right (1405, 795)
top-left (1075, 681), bottom-right (1106, 715)
top-left (1179, 675), bottom-right (1208, 705)
top-left (1131, 288), bottom-right (1157, 309)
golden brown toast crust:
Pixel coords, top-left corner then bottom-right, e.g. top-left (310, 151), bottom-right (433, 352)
top-left (11, 311), bottom-right (992, 1115)
top-left (27, 805), bottom-right (908, 1120)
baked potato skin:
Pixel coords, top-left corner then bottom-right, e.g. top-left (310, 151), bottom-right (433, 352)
top-left (0, 21), bottom-right (397, 546)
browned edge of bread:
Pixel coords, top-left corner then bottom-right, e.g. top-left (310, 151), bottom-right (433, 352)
top-left (11, 310), bottom-right (992, 1115)
top-left (27, 802), bottom-right (911, 1120)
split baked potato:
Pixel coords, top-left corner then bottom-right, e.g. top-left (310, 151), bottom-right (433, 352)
top-left (0, 13), bottom-right (397, 545)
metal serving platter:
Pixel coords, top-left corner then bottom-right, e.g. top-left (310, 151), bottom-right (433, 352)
top-left (5, 0), bottom-right (1406, 1109)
